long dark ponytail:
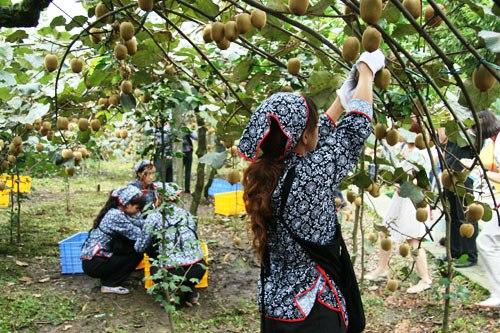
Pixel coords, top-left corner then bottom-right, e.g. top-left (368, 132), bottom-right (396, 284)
top-left (243, 95), bottom-right (318, 260)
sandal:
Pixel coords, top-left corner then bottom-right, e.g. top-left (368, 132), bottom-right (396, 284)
top-left (365, 270), bottom-right (388, 281)
top-left (406, 280), bottom-right (431, 294)
top-left (101, 285), bottom-right (130, 294)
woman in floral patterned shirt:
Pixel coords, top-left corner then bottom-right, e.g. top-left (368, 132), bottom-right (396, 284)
top-left (238, 50), bottom-right (385, 333)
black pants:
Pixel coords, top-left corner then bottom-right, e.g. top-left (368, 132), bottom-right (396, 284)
top-left (183, 151), bottom-right (193, 193)
top-left (445, 180), bottom-right (478, 263)
top-left (263, 301), bottom-right (345, 333)
top-left (82, 252), bottom-right (143, 287)
top-left (151, 261), bottom-right (206, 302)
top-left (155, 157), bottom-right (173, 183)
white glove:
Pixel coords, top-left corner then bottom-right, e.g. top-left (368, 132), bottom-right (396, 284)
top-left (336, 65), bottom-right (357, 110)
top-left (357, 50), bottom-right (385, 78)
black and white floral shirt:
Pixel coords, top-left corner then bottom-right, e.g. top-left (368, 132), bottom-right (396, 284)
top-left (81, 209), bottom-right (161, 259)
top-left (261, 99), bottom-right (373, 325)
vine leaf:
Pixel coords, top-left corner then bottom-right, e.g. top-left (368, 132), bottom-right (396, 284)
top-left (399, 181), bottom-right (424, 205)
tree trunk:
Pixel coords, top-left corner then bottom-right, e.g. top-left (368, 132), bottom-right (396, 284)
top-left (190, 115), bottom-right (207, 215)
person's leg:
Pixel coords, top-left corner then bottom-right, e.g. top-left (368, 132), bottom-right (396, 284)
top-left (445, 189), bottom-right (464, 259)
top-left (165, 159), bottom-right (173, 183)
top-left (476, 222), bottom-right (500, 307)
top-left (407, 239), bottom-right (432, 293)
top-left (183, 152), bottom-right (193, 193)
top-left (100, 253), bottom-right (143, 288)
top-left (365, 239), bottom-right (390, 281)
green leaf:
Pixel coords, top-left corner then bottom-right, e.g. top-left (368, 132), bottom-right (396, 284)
top-left (65, 15), bottom-right (88, 31)
top-left (458, 79), bottom-right (500, 113)
top-left (352, 171), bottom-right (372, 189)
top-left (0, 87), bottom-right (11, 101)
top-left (50, 15), bottom-right (66, 28)
top-left (382, 1), bottom-right (401, 24)
top-left (309, 0), bottom-right (333, 15)
top-left (120, 93), bottom-right (137, 111)
top-left (78, 130), bottom-right (91, 144)
top-left (480, 202), bottom-right (493, 222)
top-left (392, 24), bottom-right (417, 39)
top-left (399, 181), bottom-right (424, 204)
top-left (5, 30), bottom-right (28, 43)
top-left (232, 59), bottom-right (253, 83)
top-left (193, 0), bottom-right (219, 20)
top-left (23, 103), bottom-right (50, 124)
top-left (478, 30), bottom-right (500, 53)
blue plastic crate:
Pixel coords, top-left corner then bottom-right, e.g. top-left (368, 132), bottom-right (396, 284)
top-left (58, 231), bottom-right (88, 274)
top-left (208, 178), bottom-right (242, 196)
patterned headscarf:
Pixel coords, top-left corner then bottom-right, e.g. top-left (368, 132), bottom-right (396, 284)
top-left (112, 185), bottom-right (142, 206)
top-left (237, 93), bottom-right (310, 161)
top-left (134, 160), bottom-right (153, 173)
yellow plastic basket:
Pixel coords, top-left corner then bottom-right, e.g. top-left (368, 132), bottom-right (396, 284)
top-left (195, 240), bottom-right (209, 289)
top-left (214, 190), bottom-right (246, 216)
top-left (0, 190), bottom-right (9, 208)
top-left (0, 174), bottom-right (32, 193)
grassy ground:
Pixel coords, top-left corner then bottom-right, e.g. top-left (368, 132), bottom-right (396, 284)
top-left (0, 159), bottom-right (498, 332)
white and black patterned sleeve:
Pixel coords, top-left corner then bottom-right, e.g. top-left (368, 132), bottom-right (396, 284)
top-left (316, 99), bottom-right (372, 187)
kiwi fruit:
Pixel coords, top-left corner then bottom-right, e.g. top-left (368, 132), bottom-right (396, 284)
top-left (369, 182), bottom-right (380, 197)
top-left (466, 203), bottom-right (484, 221)
top-left (44, 54), bottom-right (58, 72)
top-left (95, 3), bottom-right (108, 19)
top-left (210, 22), bottom-right (225, 42)
top-left (89, 28), bottom-right (103, 43)
top-left (70, 58), bottom-right (84, 73)
top-left (119, 129), bottom-right (129, 139)
top-left (202, 25), bottom-right (213, 43)
top-left (473, 65), bottom-right (496, 92)
top-left (233, 236), bottom-right (242, 247)
top-left (374, 123), bottom-right (387, 140)
top-left (12, 136), bottom-right (22, 146)
top-left (354, 196), bottom-right (362, 207)
top-left (386, 279), bottom-right (398, 292)
top-left (125, 37), bottom-right (138, 55)
top-left (381, 238), bottom-right (392, 251)
top-left (73, 151), bottom-right (83, 163)
top-left (224, 21), bottom-right (238, 42)
top-left (459, 223), bottom-right (475, 238)
top-left (415, 133), bottom-right (426, 149)
top-left (114, 44), bottom-right (128, 60)
top-left (36, 143), bottom-right (44, 152)
top-left (399, 243), bottom-right (410, 257)
top-left (109, 94), bottom-right (120, 106)
top-left (228, 170), bottom-right (241, 184)
top-left (403, 0), bottom-right (422, 19)
top-left (120, 22), bottom-right (135, 41)
top-left (42, 121), bottom-right (52, 130)
top-left (386, 128), bottom-right (399, 146)
top-left (346, 190), bottom-right (356, 203)
top-left (424, 4), bottom-right (444, 27)
top-left (57, 117), bottom-right (69, 130)
top-left (7, 155), bottom-right (16, 163)
top-left (79, 147), bottom-right (90, 158)
top-left (342, 37), bottom-right (360, 62)
top-left (374, 68), bottom-right (391, 90)
top-left (416, 207), bottom-right (428, 222)
top-left (236, 13), bottom-right (252, 34)
top-left (360, 0), bottom-right (382, 24)
top-left (217, 38), bottom-right (230, 50)
top-left (121, 80), bottom-right (133, 94)
top-left (251, 9), bottom-right (267, 29)
top-left (416, 200), bottom-right (427, 209)
top-left (98, 97), bottom-right (109, 108)
top-left (368, 232), bottom-right (378, 244)
top-left (362, 26), bottom-right (382, 52)
top-left (138, 0), bottom-right (154, 12)
top-left (441, 170), bottom-right (454, 189)
top-left (65, 167), bottom-right (76, 177)
top-left (90, 119), bottom-right (101, 132)
top-left (78, 118), bottom-right (89, 131)
top-left (287, 58), bottom-right (301, 75)
top-left (61, 149), bottom-right (73, 160)
top-left (289, 0), bottom-right (309, 15)
top-left (165, 64), bottom-right (176, 75)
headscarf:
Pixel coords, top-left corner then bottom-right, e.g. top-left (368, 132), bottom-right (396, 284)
top-left (111, 185), bottom-right (142, 206)
top-left (237, 93), bottom-right (310, 162)
top-left (134, 160), bottom-right (153, 173)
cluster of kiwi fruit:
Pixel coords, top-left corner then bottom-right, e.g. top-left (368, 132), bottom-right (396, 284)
top-left (374, 123), bottom-right (400, 146)
top-left (60, 147), bottom-right (91, 176)
top-left (202, 9), bottom-right (267, 50)
top-left (458, 203), bottom-right (484, 238)
top-left (115, 128), bottom-right (129, 139)
top-left (2, 136), bottom-right (24, 168)
top-left (44, 54), bottom-right (85, 74)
